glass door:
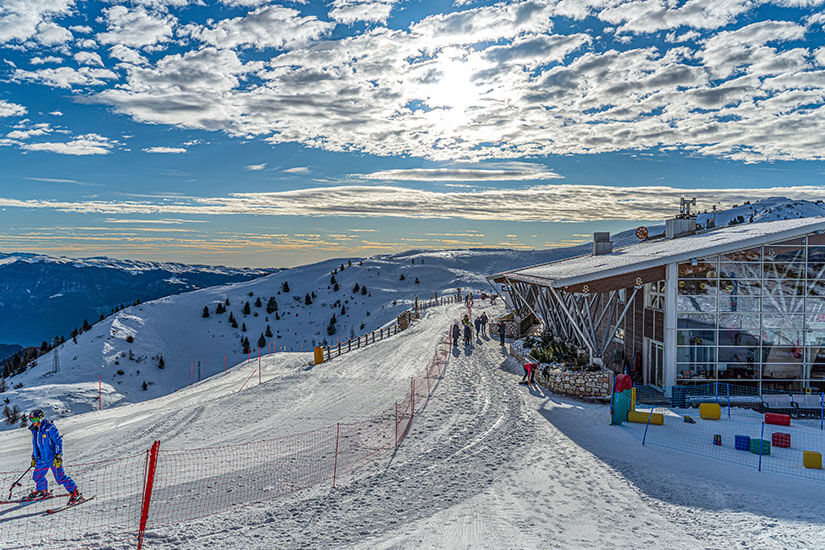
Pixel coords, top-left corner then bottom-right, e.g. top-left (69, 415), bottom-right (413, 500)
top-left (648, 339), bottom-right (665, 387)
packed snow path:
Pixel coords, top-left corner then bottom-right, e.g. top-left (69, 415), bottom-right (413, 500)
top-left (144, 302), bottom-right (825, 549)
top-left (3, 300), bottom-right (825, 548)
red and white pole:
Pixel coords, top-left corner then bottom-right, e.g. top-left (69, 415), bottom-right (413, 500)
top-left (258, 347), bottom-right (261, 385)
top-left (224, 354), bottom-right (227, 372)
top-left (190, 361), bottom-right (193, 385)
top-left (98, 374), bottom-right (101, 411)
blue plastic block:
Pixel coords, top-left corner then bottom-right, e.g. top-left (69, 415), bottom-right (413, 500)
top-left (735, 435), bottom-right (751, 451)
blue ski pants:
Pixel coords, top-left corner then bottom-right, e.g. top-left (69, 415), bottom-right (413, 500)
top-left (33, 463), bottom-right (77, 492)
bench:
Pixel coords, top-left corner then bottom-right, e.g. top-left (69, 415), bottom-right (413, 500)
top-left (791, 394), bottom-right (822, 418)
top-left (761, 394), bottom-right (797, 418)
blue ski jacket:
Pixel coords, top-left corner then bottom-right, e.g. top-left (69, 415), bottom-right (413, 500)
top-left (30, 420), bottom-right (63, 464)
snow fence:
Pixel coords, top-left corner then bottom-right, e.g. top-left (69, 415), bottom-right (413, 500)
top-left (614, 389), bottom-right (825, 482)
top-left (0, 335), bottom-right (451, 549)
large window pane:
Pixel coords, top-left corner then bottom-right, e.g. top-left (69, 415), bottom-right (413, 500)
top-left (764, 263), bottom-right (806, 280)
top-left (718, 347), bottom-right (759, 363)
top-left (719, 263), bottom-right (762, 279)
top-left (762, 346), bottom-right (803, 363)
top-left (762, 363), bottom-right (804, 380)
top-left (805, 297), bottom-right (825, 314)
top-left (678, 346), bottom-right (717, 363)
top-left (762, 329), bottom-right (804, 346)
top-left (677, 329), bottom-right (716, 345)
top-left (719, 313), bottom-right (760, 329)
top-left (677, 295), bottom-right (716, 312)
top-left (762, 313), bottom-right (803, 329)
top-left (678, 279), bottom-right (717, 294)
top-left (719, 328), bottom-right (759, 346)
top-left (808, 348), bottom-right (825, 379)
top-left (720, 248), bottom-right (760, 262)
top-left (717, 362), bottom-right (759, 380)
top-left (678, 313), bottom-right (715, 330)
top-left (678, 261), bottom-right (717, 279)
top-left (677, 364), bottom-right (715, 380)
top-left (718, 296), bottom-right (759, 312)
top-left (809, 279), bottom-right (825, 298)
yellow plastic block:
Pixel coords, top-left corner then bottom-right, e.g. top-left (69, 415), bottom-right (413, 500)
top-left (803, 451), bottom-right (822, 470)
top-left (631, 387), bottom-right (636, 412)
top-left (313, 346), bottom-right (325, 365)
top-left (627, 410), bottom-right (664, 425)
top-left (699, 402), bottom-right (722, 420)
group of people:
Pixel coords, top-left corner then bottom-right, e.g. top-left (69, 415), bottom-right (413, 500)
top-left (451, 311), bottom-right (508, 348)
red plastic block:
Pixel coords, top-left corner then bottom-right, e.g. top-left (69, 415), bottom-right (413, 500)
top-left (772, 432), bottom-right (791, 448)
top-left (765, 412), bottom-right (791, 426)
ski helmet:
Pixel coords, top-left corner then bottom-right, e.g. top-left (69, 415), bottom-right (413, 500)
top-left (28, 409), bottom-right (45, 424)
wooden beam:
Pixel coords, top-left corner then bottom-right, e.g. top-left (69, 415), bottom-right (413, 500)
top-left (562, 266), bottom-right (665, 294)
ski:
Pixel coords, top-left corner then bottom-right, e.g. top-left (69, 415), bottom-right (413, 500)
top-left (45, 495), bottom-right (95, 514)
top-left (0, 492), bottom-right (67, 505)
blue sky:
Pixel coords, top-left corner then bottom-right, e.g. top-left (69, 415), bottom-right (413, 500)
top-left (1, 0), bottom-right (824, 267)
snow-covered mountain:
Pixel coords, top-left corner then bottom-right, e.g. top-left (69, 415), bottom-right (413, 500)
top-left (2, 196), bottom-right (823, 429)
top-left (0, 253), bottom-right (272, 348)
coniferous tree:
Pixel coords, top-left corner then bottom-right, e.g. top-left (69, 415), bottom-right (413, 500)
top-left (266, 297), bottom-right (278, 313)
top-left (225, 297), bottom-right (230, 306)
top-left (361, 285), bottom-right (367, 295)
top-left (40, 341), bottom-right (49, 353)
top-left (340, 304), bottom-right (346, 315)
top-left (241, 322), bottom-right (247, 332)
top-left (242, 337), bottom-right (250, 355)
top-left (340, 263), bottom-right (345, 271)
top-left (158, 356), bottom-right (165, 369)
top-left (243, 302), bottom-right (251, 315)
top-left (258, 334), bottom-right (266, 348)
top-left (399, 274), bottom-right (405, 281)
top-left (305, 293), bottom-right (313, 305)
top-left (415, 277), bottom-right (420, 284)
top-left (330, 274), bottom-right (337, 285)
top-left (265, 325), bottom-right (273, 337)
top-left (275, 312), bottom-right (280, 320)
top-left (348, 259), bottom-right (352, 267)
top-left (203, 306), bottom-right (210, 318)
top-left (142, 381), bottom-right (148, 391)
top-left (255, 297), bottom-right (262, 307)
top-left (353, 283), bottom-right (360, 293)
top-left (333, 282), bottom-right (339, 292)
top-left (82, 319), bottom-right (91, 331)
top-left (282, 281), bottom-right (290, 292)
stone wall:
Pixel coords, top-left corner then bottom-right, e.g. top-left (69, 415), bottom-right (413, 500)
top-left (508, 344), bottom-right (613, 400)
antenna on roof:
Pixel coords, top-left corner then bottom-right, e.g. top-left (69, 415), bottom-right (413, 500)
top-left (680, 197), bottom-right (697, 218)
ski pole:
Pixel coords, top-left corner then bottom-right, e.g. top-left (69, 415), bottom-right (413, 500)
top-left (8, 466), bottom-right (32, 499)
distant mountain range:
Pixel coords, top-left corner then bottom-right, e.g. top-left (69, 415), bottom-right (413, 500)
top-left (0, 253), bottom-right (273, 348)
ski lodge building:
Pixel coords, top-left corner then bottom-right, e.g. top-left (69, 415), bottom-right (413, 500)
top-left (488, 214), bottom-right (825, 396)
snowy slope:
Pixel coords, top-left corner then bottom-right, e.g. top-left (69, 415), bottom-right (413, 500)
top-left (2, 301), bottom-right (824, 549)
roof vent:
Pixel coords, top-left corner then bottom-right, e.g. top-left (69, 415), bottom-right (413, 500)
top-left (666, 197), bottom-right (698, 239)
top-left (593, 232), bottom-right (613, 256)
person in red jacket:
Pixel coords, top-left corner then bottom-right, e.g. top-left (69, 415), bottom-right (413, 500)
top-left (521, 362), bottom-right (537, 384)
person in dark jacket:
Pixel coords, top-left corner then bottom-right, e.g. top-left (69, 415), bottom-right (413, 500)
top-left (463, 322), bottom-right (472, 347)
top-left (498, 321), bottom-right (506, 346)
top-left (26, 409), bottom-right (82, 504)
top-left (479, 312), bottom-right (488, 336)
top-left (452, 322), bottom-right (460, 347)
top-left (473, 317), bottom-right (481, 339)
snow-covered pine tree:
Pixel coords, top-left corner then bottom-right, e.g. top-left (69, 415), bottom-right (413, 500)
top-left (203, 306), bottom-right (210, 318)
top-left (243, 302), bottom-right (251, 315)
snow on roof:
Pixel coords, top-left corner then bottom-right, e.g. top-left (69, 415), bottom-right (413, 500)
top-left (493, 217), bottom-right (825, 288)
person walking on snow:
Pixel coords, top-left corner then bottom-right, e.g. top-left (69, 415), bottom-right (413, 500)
top-left (463, 322), bottom-right (473, 347)
top-left (474, 317), bottom-right (481, 339)
top-left (498, 321), bottom-right (506, 346)
top-left (26, 409), bottom-right (82, 504)
top-left (452, 321), bottom-right (460, 347)
top-left (479, 312), bottom-right (488, 336)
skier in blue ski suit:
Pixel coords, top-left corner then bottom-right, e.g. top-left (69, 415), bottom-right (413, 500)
top-left (27, 409), bottom-right (81, 503)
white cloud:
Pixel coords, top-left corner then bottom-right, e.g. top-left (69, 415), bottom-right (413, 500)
top-left (97, 6), bottom-right (176, 49)
top-left (355, 163), bottom-right (562, 181)
top-left (1, 184), bottom-right (824, 222)
top-left (21, 133), bottom-right (116, 156)
top-left (69, 25), bottom-right (93, 34)
top-left (13, 66), bottom-right (118, 89)
top-left (30, 56), bottom-right (63, 65)
top-left (76, 38), bottom-right (98, 49)
top-left (220, 0), bottom-right (273, 5)
top-left (0, 100), bottom-right (26, 117)
top-left (329, 0), bottom-right (397, 24)
top-left (283, 166), bottom-right (309, 173)
top-left (0, 0), bottom-right (74, 44)
top-left (49, 110), bottom-right (63, 116)
top-left (34, 21), bottom-right (73, 46)
top-left (245, 163), bottom-right (267, 170)
top-left (180, 5), bottom-right (334, 50)
top-left (109, 45), bottom-right (149, 65)
top-left (74, 51), bottom-right (104, 67)
top-left (142, 146), bottom-right (187, 153)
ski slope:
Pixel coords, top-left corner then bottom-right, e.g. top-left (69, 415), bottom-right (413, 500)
top-left (3, 299), bottom-right (825, 548)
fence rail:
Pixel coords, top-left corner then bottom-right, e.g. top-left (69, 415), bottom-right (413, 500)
top-left (323, 294), bottom-right (460, 362)
top-left (0, 331), bottom-right (452, 548)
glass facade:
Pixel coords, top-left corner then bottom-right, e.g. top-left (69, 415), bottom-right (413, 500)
top-left (676, 232), bottom-right (825, 392)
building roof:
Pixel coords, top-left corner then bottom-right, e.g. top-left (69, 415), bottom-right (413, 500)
top-left (491, 216), bottom-right (825, 289)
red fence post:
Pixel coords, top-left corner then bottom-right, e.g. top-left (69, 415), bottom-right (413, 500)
top-left (137, 440), bottom-right (160, 550)
top-left (411, 378), bottom-right (415, 417)
top-left (258, 347), bottom-right (261, 384)
top-left (190, 361), bottom-right (193, 385)
top-left (224, 354), bottom-right (227, 372)
top-left (333, 423), bottom-right (340, 489)
top-left (98, 374), bottom-right (101, 411)
top-left (395, 402), bottom-right (398, 448)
